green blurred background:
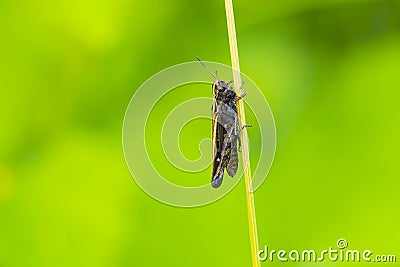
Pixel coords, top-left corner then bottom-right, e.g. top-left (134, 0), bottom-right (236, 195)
top-left (1, 0), bottom-right (400, 266)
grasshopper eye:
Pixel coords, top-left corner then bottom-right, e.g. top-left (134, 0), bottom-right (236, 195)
top-left (216, 82), bottom-right (225, 92)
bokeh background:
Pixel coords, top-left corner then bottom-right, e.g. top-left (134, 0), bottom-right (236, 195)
top-left (1, 0), bottom-right (400, 266)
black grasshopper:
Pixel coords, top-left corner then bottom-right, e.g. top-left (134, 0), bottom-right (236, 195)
top-left (196, 57), bottom-right (249, 188)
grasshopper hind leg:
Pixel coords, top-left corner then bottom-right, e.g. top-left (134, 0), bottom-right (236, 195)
top-left (227, 138), bottom-right (238, 177)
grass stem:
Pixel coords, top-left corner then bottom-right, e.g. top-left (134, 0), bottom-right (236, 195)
top-left (224, 1), bottom-right (261, 266)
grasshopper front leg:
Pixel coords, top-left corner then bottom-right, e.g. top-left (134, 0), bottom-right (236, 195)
top-left (236, 81), bottom-right (247, 101)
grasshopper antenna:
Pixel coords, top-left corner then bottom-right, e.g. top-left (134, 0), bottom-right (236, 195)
top-left (195, 56), bottom-right (218, 80)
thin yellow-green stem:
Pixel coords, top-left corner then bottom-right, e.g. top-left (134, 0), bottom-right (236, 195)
top-left (224, 1), bottom-right (261, 267)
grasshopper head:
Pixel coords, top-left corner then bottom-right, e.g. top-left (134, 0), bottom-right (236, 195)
top-left (213, 80), bottom-right (231, 95)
